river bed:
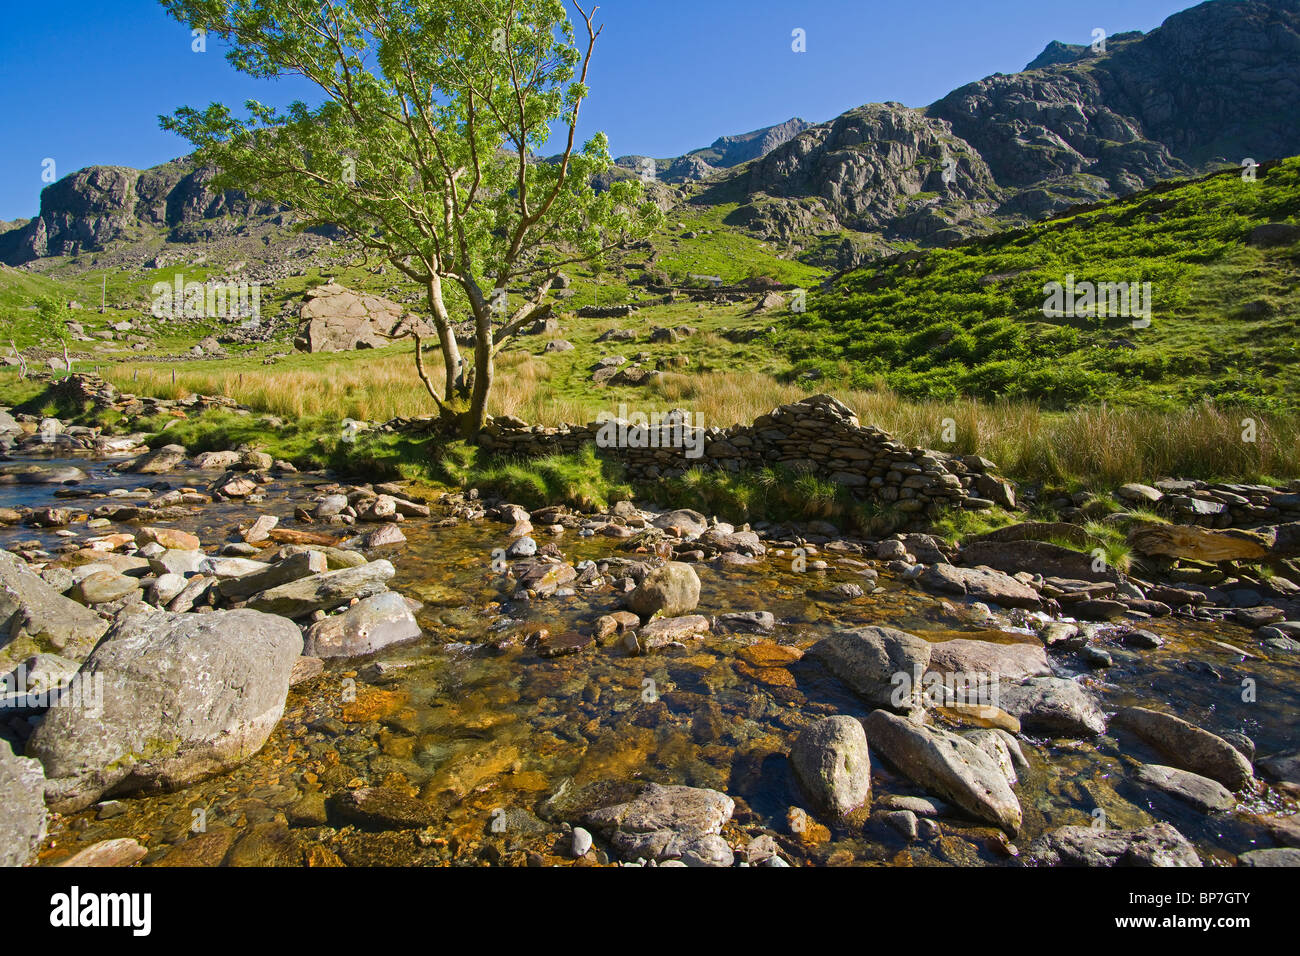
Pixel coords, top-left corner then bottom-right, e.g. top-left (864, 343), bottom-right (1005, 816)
top-left (4, 454), bottom-right (1296, 867)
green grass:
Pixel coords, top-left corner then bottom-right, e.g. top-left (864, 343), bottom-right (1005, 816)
top-left (781, 157), bottom-right (1300, 410)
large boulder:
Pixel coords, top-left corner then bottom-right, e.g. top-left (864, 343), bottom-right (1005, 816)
top-left (863, 709), bottom-right (1022, 834)
top-left (0, 550), bottom-right (109, 670)
top-left (810, 626), bottom-right (932, 711)
top-left (0, 739), bottom-right (47, 867)
top-left (1111, 707), bottom-right (1255, 791)
top-left (294, 283), bottom-right (428, 353)
top-left (625, 562), bottom-right (701, 619)
top-left (1024, 823), bottom-right (1201, 867)
top-left (790, 716), bottom-right (872, 819)
top-left (302, 592), bottom-right (421, 658)
top-left (26, 608), bottom-right (303, 813)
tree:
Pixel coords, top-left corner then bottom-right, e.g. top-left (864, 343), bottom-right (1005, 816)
top-left (33, 296), bottom-right (74, 377)
top-left (0, 314), bottom-right (28, 379)
top-left (160, 0), bottom-right (660, 434)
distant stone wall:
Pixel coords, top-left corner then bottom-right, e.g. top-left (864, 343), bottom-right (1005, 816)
top-left (477, 394), bottom-right (1015, 516)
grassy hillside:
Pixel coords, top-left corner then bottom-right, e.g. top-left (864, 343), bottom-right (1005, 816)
top-left (780, 158), bottom-right (1300, 410)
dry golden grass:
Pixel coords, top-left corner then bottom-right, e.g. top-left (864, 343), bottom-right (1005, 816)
top-left (103, 355), bottom-right (1300, 486)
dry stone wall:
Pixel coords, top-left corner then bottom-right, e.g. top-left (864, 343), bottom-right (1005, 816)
top-left (477, 394), bottom-right (1015, 516)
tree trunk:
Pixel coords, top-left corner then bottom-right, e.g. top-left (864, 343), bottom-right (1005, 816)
top-left (464, 288), bottom-right (495, 437)
top-left (425, 275), bottom-right (466, 402)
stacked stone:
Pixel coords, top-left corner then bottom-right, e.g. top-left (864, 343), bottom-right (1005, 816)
top-left (477, 394), bottom-right (1015, 515)
top-left (1119, 479), bottom-right (1300, 529)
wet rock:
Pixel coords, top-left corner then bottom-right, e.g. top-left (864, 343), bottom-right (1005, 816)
top-left (810, 626), bottom-right (932, 710)
top-left (510, 557), bottom-right (577, 597)
top-left (289, 655), bottom-right (325, 686)
top-left (651, 509), bottom-right (708, 538)
top-left (0, 549), bottom-right (109, 668)
top-left (121, 444), bottom-right (187, 474)
top-left (638, 614), bottom-right (710, 649)
top-left (0, 738), bottom-right (47, 867)
top-left (927, 638), bottom-right (1051, 682)
top-left (506, 536), bottom-right (537, 559)
top-left (0, 463), bottom-right (89, 484)
top-left (246, 559), bottom-right (395, 618)
top-left (218, 550), bottom-right (328, 602)
top-left (862, 709), bottom-right (1021, 835)
top-left (1121, 628), bottom-right (1164, 650)
top-left (1025, 823), bottom-right (1201, 867)
top-left (53, 837), bottom-right (147, 867)
top-left (919, 564), bottom-right (1042, 609)
top-left (626, 562), bottom-right (701, 618)
top-left (27, 607), bottom-right (303, 813)
top-left (329, 787), bottom-right (440, 830)
top-left (571, 826), bottom-right (593, 857)
top-left (536, 630), bottom-right (595, 658)
top-left (584, 783), bottom-right (735, 867)
top-left (303, 591), bottom-right (421, 658)
top-left (1258, 751), bottom-right (1300, 792)
top-left (1133, 764), bottom-right (1236, 813)
top-left (995, 677), bottom-right (1107, 737)
top-left (1111, 707), bottom-right (1256, 792)
top-left (592, 611), bottom-right (640, 641)
top-left (791, 715), bottom-right (872, 819)
top-left (713, 610), bottom-right (776, 634)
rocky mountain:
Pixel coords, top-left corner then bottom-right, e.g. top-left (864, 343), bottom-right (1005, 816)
top-left (609, 117), bottom-right (814, 184)
top-left (0, 159), bottom-right (280, 266)
top-left (2, 0), bottom-right (1297, 271)
top-left (701, 0), bottom-right (1300, 256)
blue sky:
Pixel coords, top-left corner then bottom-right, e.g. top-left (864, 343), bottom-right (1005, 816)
top-left (0, 0), bottom-right (1200, 221)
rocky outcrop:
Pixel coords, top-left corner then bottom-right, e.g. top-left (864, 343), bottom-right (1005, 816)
top-left (699, 0), bottom-right (1300, 245)
top-left (0, 159), bottom-right (277, 265)
top-left (293, 283), bottom-right (428, 352)
top-left (26, 607), bottom-right (302, 813)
